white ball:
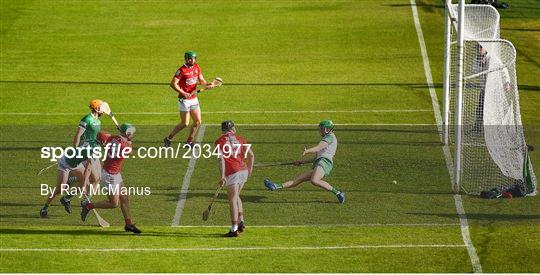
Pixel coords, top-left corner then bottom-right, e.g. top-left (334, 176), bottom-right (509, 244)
top-left (392, 180), bottom-right (397, 185)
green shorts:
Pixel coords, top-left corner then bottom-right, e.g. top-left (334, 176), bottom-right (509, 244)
top-left (313, 157), bottom-right (333, 177)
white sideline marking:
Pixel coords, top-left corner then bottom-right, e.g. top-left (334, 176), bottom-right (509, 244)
top-left (0, 244), bottom-right (466, 252)
top-left (171, 125), bottom-right (206, 226)
top-left (0, 109), bottom-right (431, 116)
top-left (173, 223), bottom-right (460, 228)
top-left (410, 0), bottom-right (482, 273)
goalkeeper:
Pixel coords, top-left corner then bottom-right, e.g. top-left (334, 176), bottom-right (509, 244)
top-left (263, 120), bottom-right (345, 204)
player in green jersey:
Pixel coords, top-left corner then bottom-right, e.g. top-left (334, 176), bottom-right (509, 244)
top-left (40, 100), bottom-right (105, 217)
top-left (39, 152), bottom-right (96, 218)
top-left (263, 120), bottom-right (345, 204)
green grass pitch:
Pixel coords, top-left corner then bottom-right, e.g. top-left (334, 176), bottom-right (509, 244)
top-left (1, 0), bottom-right (539, 273)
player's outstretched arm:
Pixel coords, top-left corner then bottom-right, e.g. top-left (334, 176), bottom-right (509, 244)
top-left (303, 141), bottom-right (329, 156)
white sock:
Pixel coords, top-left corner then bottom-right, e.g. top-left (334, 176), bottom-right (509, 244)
top-left (231, 224), bottom-right (238, 232)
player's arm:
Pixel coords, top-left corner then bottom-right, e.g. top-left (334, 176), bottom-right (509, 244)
top-left (198, 72), bottom-right (208, 87)
top-left (170, 74), bottom-right (190, 99)
top-left (73, 125), bottom-right (85, 147)
top-left (303, 141), bottom-right (329, 156)
top-left (217, 146), bottom-right (227, 186)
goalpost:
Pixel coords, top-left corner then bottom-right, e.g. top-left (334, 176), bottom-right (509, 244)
top-left (442, 0), bottom-right (537, 195)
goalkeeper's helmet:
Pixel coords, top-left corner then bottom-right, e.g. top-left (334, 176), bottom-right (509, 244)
top-left (89, 99), bottom-right (103, 112)
top-left (184, 51), bottom-right (197, 59)
top-left (221, 120), bottom-right (235, 132)
top-left (319, 119), bottom-right (335, 136)
top-left (120, 123), bottom-right (136, 138)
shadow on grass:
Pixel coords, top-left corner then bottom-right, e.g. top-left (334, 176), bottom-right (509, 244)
top-left (0, 227), bottom-right (224, 238)
top-left (183, 192), bottom-right (266, 203)
top-left (408, 212), bottom-right (540, 221)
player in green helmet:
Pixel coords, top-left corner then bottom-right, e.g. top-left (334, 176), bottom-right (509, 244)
top-left (164, 50), bottom-right (216, 148)
top-left (80, 123), bottom-right (141, 234)
top-left (264, 120), bottom-right (345, 204)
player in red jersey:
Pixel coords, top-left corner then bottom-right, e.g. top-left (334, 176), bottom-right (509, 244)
top-left (215, 120), bottom-right (254, 237)
top-left (164, 51), bottom-right (216, 147)
top-left (80, 123), bottom-right (141, 234)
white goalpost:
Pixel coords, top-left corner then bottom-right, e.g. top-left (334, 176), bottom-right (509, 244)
top-left (442, 0), bottom-right (537, 195)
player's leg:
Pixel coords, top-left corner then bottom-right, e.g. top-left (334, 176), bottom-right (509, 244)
top-left (81, 169), bottom-right (119, 221)
top-left (187, 106), bottom-right (202, 145)
top-left (82, 159), bottom-right (101, 202)
top-left (118, 183), bottom-right (141, 234)
top-left (264, 170), bottom-right (312, 191)
top-left (59, 166), bottom-right (86, 214)
top-left (225, 183), bottom-right (240, 237)
top-left (164, 107), bottom-right (190, 146)
top-left (473, 89), bottom-right (486, 133)
top-left (237, 170), bottom-right (249, 232)
top-left (91, 194), bottom-right (119, 209)
top-left (40, 169), bottom-right (69, 218)
top-left (310, 166), bottom-right (345, 204)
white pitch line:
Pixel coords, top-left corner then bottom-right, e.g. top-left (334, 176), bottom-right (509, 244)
top-left (410, 0), bottom-right (482, 273)
top-left (171, 125), bottom-right (206, 227)
top-left (0, 244), bottom-right (466, 252)
top-left (173, 223), bottom-right (460, 228)
top-left (0, 110), bottom-right (432, 116)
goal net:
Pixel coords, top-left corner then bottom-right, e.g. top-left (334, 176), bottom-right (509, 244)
top-left (444, 3), bottom-right (537, 195)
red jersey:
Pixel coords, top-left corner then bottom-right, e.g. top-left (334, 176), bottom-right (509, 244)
top-left (214, 132), bottom-right (248, 176)
top-left (174, 63), bottom-right (201, 100)
top-left (98, 131), bottom-right (132, 175)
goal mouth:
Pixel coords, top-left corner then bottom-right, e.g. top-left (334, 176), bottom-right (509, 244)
top-left (442, 2), bottom-right (537, 196)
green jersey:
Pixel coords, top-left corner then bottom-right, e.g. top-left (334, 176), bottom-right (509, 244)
top-left (78, 114), bottom-right (101, 147)
top-left (64, 147), bottom-right (90, 167)
top-left (317, 132), bottom-right (337, 163)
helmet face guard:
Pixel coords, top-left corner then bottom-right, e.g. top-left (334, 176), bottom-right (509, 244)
top-left (319, 120), bottom-right (335, 134)
top-left (221, 120), bottom-right (235, 132)
top-left (120, 123), bottom-right (136, 138)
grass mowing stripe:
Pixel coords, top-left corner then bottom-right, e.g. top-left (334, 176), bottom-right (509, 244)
top-left (410, 0), bottom-right (482, 272)
top-left (0, 110), bottom-right (433, 115)
top-left (0, 244), bottom-right (467, 252)
top-left (171, 125), bottom-right (206, 226)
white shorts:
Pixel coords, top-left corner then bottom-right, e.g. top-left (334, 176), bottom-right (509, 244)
top-left (225, 170), bottom-right (249, 186)
top-left (57, 157), bottom-right (83, 172)
top-left (102, 169), bottom-right (123, 192)
top-left (178, 97), bottom-right (200, 112)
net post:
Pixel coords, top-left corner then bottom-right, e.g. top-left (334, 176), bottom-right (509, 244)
top-left (442, 0), bottom-right (452, 145)
top-left (453, 0), bottom-right (465, 194)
